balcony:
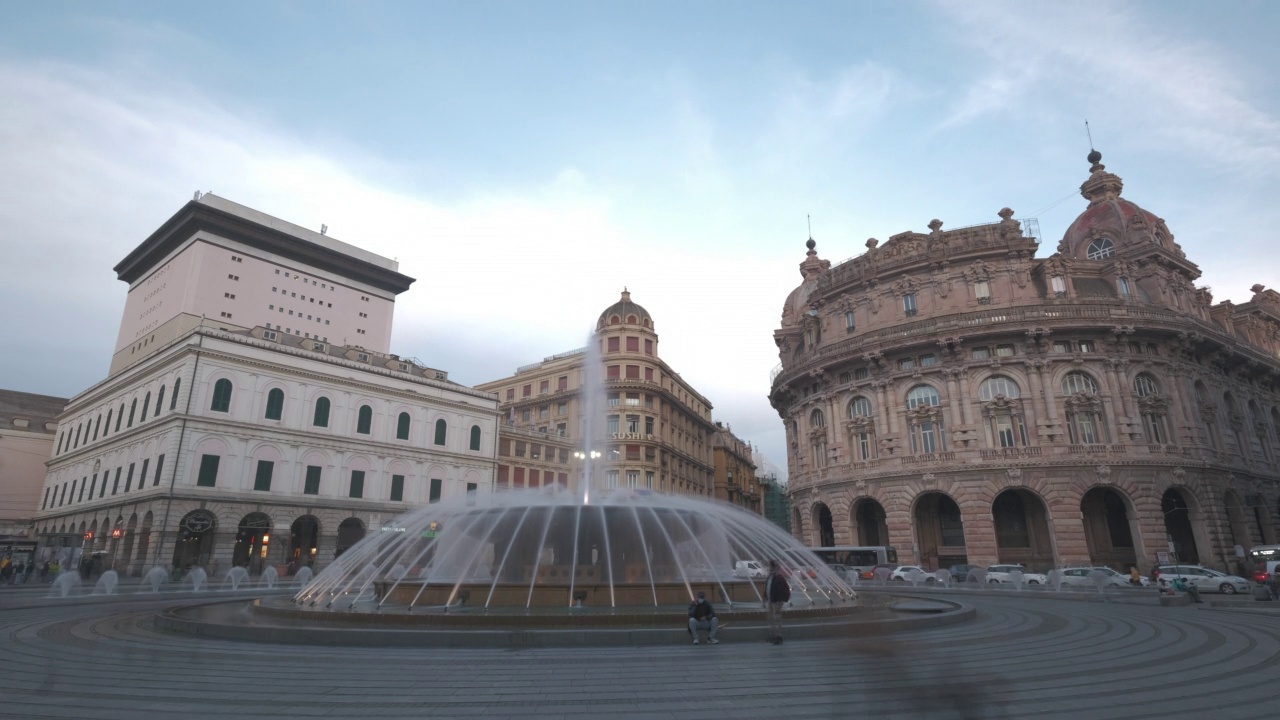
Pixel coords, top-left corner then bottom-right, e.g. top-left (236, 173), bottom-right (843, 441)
top-left (898, 452), bottom-right (956, 466)
top-left (978, 447), bottom-right (1042, 460)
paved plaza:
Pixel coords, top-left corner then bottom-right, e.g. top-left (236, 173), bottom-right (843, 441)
top-left (1, 590), bottom-right (1278, 719)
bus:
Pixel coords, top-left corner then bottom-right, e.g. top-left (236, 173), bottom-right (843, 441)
top-left (811, 546), bottom-right (898, 578)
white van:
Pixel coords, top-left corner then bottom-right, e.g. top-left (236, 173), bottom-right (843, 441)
top-left (734, 560), bottom-right (765, 578)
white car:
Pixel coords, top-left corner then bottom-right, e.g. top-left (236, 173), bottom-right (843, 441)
top-left (889, 565), bottom-right (938, 583)
top-left (985, 564), bottom-right (1047, 585)
top-left (1155, 564), bottom-right (1252, 595)
top-left (1057, 567), bottom-right (1148, 588)
top-left (733, 560), bottom-right (765, 579)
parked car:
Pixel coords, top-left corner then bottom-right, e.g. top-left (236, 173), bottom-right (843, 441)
top-left (985, 564), bottom-right (1048, 585)
top-left (1057, 567), bottom-right (1148, 588)
top-left (1154, 564), bottom-right (1252, 595)
top-left (825, 564), bottom-right (855, 582)
top-left (1251, 559), bottom-right (1280, 584)
top-left (889, 565), bottom-right (938, 583)
top-left (733, 560), bottom-right (766, 579)
top-left (862, 563), bottom-right (896, 581)
top-left (948, 564), bottom-right (976, 583)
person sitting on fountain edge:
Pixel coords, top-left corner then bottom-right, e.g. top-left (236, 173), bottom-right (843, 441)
top-left (688, 591), bottom-right (720, 645)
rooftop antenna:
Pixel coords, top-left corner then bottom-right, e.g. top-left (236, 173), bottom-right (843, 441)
top-left (807, 214), bottom-right (812, 239)
top-left (320, 224), bottom-right (328, 235)
top-left (1085, 119), bottom-right (1095, 151)
top-left (193, 191), bottom-right (202, 201)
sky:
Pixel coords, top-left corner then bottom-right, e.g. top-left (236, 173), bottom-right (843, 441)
top-left (3, 1), bottom-right (1279, 482)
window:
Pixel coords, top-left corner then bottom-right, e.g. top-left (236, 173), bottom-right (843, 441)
top-left (115, 404), bottom-right (123, 431)
top-left (558, 401), bottom-right (568, 415)
top-left (390, 475), bottom-right (405, 502)
top-left (138, 460), bottom-right (149, 491)
top-left (539, 405), bottom-right (549, 419)
top-left (898, 358), bottom-right (915, 371)
top-left (626, 393), bottom-right (640, 406)
top-left (645, 416), bottom-right (654, 435)
top-left (972, 347), bottom-right (991, 359)
top-left (434, 418), bottom-right (447, 446)
top-left (606, 471), bottom-right (619, 489)
top-left (196, 454), bottom-right (220, 487)
top-left (539, 380), bottom-right (550, 394)
top-left (357, 405), bottom-right (372, 434)
top-left (1052, 341), bottom-right (1070, 353)
top-left (919, 354), bottom-right (938, 367)
top-left (644, 339), bottom-right (654, 355)
top-left (607, 415), bottom-right (620, 434)
top-left (297, 465), bottom-right (320, 496)
top-left (1117, 277), bottom-right (1132, 298)
top-left (903, 293), bottom-right (918, 316)
top-left (906, 385), bottom-right (944, 454)
top-left (521, 409), bottom-right (531, 422)
top-left (607, 393), bottom-right (620, 407)
top-left (210, 379), bottom-right (232, 412)
top-left (645, 471), bottom-right (655, 489)
top-left (557, 376), bottom-right (568, 391)
top-left (974, 280), bottom-right (991, 304)
top-left (979, 377), bottom-right (1027, 448)
top-left (1087, 237), bottom-right (1116, 260)
top-left (626, 337), bottom-right (639, 352)
top-left (506, 389), bottom-right (515, 401)
top-left (810, 409), bottom-right (825, 428)
top-left (1133, 374), bottom-right (1159, 398)
top-left (469, 425), bottom-right (481, 451)
top-left (608, 337), bottom-right (620, 352)
top-left (155, 386), bottom-right (165, 416)
top-left (429, 478), bottom-right (442, 503)
top-left (125, 463), bottom-right (135, 492)
top-left (626, 415), bottom-right (641, 433)
top-left (854, 367), bottom-right (869, 380)
top-left (1134, 373), bottom-right (1167, 444)
top-left (397, 412), bottom-right (411, 440)
top-left (313, 397), bottom-right (331, 427)
top-left (265, 388), bottom-right (284, 420)
top-left (153, 455), bottom-right (164, 486)
top-left (845, 311), bottom-right (856, 332)
top-left (848, 396), bottom-right (875, 461)
top-left (1077, 340), bottom-right (1094, 353)
top-left (1062, 373), bottom-right (1105, 444)
top-left (607, 365), bottom-right (620, 379)
top-left (1062, 372), bottom-right (1098, 395)
top-left (627, 471), bottom-right (639, 488)
top-left (1051, 276), bottom-right (1067, 296)
top-left (466, 482), bottom-right (477, 505)
top-left (253, 460), bottom-right (274, 492)
top-left (995, 345), bottom-right (1016, 357)
top-left (523, 384), bottom-right (532, 397)
top-left (128, 399), bottom-right (137, 427)
top-left (349, 470), bottom-right (364, 498)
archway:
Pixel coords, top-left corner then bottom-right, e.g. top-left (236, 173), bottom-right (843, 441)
top-left (813, 503), bottom-right (835, 547)
top-left (1162, 488), bottom-right (1199, 564)
top-left (991, 489), bottom-right (1054, 572)
top-left (335, 518), bottom-right (366, 558)
top-left (172, 510), bottom-right (217, 570)
top-left (914, 492), bottom-right (967, 570)
top-left (289, 515), bottom-right (321, 571)
top-left (852, 499), bottom-right (888, 547)
top-left (233, 512), bottom-right (273, 574)
top-left (1080, 487), bottom-right (1138, 570)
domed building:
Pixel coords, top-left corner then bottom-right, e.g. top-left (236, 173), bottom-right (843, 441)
top-left (478, 290), bottom-right (721, 498)
top-left (770, 153), bottom-right (1280, 574)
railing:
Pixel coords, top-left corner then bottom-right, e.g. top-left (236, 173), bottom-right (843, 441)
top-left (978, 447), bottom-right (1042, 459)
top-left (899, 452), bottom-right (956, 465)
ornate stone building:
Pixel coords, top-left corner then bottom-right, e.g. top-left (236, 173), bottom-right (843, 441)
top-left (711, 423), bottom-right (760, 513)
top-left (770, 152), bottom-right (1280, 574)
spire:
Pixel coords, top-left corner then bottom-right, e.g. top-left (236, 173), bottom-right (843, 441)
top-left (1079, 149), bottom-right (1124, 205)
top-left (620, 287), bottom-right (631, 302)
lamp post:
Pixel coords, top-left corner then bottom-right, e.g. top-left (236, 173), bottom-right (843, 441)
top-left (573, 450), bottom-right (601, 503)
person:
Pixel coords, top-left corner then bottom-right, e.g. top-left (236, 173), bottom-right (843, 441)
top-left (1129, 566), bottom-right (1142, 586)
top-left (765, 559), bottom-right (791, 645)
top-left (1172, 576), bottom-right (1202, 604)
top-left (688, 591), bottom-right (719, 645)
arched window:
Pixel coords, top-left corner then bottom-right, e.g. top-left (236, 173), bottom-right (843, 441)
top-left (104, 410), bottom-right (112, 437)
top-left (979, 376), bottom-right (1027, 448)
top-left (264, 388), bottom-right (285, 421)
top-left (210, 379), bottom-right (232, 413)
top-left (92, 414), bottom-right (101, 441)
top-left (1133, 373), bottom-right (1168, 444)
top-left (1133, 373), bottom-right (1159, 398)
top-left (1061, 372), bottom-right (1105, 444)
top-left (155, 386), bottom-right (165, 416)
top-left (906, 384), bottom-right (944, 454)
top-left (1087, 237), bottom-right (1115, 260)
top-left (396, 412), bottom-right (411, 440)
top-left (848, 397), bottom-right (875, 461)
top-left (127, 399), bottom-right (138, 427)
top-left (470, 425), bottom-right (482, 451)
top-left (809, 409), bottom-right (825, 428)
top-left (356, 405), bottom-right (372, 435)
top-left (115, 403), bottom-right (124, 431)
top-left (434, 418), bottom-right (447, 446)
top-left (141, 392), bottom-right (151, 422)
top-left (170, 378), bottom-right (181, 410)
top-left (312, 397), bottom-right (331, 427)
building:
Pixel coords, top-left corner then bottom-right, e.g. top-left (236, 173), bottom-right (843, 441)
top-left (770, 152), bottom-right (1280, 574)
top-left (33, 194), bottom-right (500, 575)
top-left (477, 291), bottom-right (717, 496)
top-left (711, 423), bottom-right (760, 512)
top-left (1, 390), bottom-right (66, 561)
top-left (759, 474), bottom-right (791, 533)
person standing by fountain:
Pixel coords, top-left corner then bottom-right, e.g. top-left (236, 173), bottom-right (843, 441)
top-left (765, 560), bottom-right (791, 645)
top-left (688, 592), bottom-right (720, 645)
top-left (1129, 567), bottom-right (1142, 587)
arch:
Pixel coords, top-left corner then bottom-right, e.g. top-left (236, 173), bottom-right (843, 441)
top-left (1133, 373), bottom-right (1160, 397)
top-left (978, 376), bottom-right (1020, 401)
top-left (913, 492), bottom-right (966, 570)
top-left (233, 512), bottom-right (273, 574)
top-left (1087, 237), bottom-right (1115, 260)
top-left (1162, 488), bottom-right (1200, 564)
top-left (396, 412), bottom-right (411, 441)
top-left (1061, 372), bottom-right (1099, 395)
top-left (991, 488), bottom-right (1054, 572)
top-left (848, 396), bottom-right (873, 417)
top-left (906, 384), bottom-right (942, 408)
top-left (812, 502), bottom-right (835, 547)
top-left (434, 418), bottom-right (448, 446)
top-left (312, 396), bottom-right (331, 427)
top-left (851, 498), bottom-right (888, 547)
top-left (210, 378), bottom-right (232, 412)
top-left (627, 314), bottom-right (637, 324)
top-left (336, 517), bottom-right (366, 557)
top-left (264, 387), bottom-right (285, 421)
top-left (356, 404), bottom-right (373, 435)
top-left (1080, 486), bottom-right (1139, 570)
top-left (809, 408), bottom-right (825, 428)
top-left (469, 424), bottom-right (482, 451)
top-left (172, 509), bottom-right (218, 570)
top-left (289, 515), bottom-right (321, 570)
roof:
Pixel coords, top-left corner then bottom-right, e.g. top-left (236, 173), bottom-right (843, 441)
top-left (596, 289), bottom-right (653, 330)
top-left (0, 389), bottom-right (67, 433)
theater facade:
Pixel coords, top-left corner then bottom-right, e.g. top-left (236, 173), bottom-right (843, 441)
top-left (770, 153), bottom-right (1280, 574)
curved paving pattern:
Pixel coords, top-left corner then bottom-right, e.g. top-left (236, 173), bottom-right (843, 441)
top-left (1, 593), bottom-right (1278, 719)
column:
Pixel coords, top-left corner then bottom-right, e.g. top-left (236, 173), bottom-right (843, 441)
top-left (1102, 359), bottom-right (1126, 443)
top-left (944, 370), bottom-right (963, 428)
top-left (1025, 360), bottom-right (1047, 423)
top-left (957, 370), bottom-right (976, 425)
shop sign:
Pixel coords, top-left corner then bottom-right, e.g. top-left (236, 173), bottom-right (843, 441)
top-left (110, 528), bottom-right (124, 539)
top-left (609, 433), bottom-right (655, 441)
top-left (83, 531), bottom-right (95, 540)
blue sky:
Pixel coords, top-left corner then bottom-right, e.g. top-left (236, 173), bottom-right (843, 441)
top-left (3, 1), bottom-right (1278, 479)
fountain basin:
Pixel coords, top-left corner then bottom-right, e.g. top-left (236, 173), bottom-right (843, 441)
top-left (373, 579), bottom-right (773, 608)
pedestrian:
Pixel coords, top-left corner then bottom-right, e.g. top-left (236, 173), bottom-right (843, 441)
top-left (12, 561), bottom-right (24, 585)
top-left (765, 559), bottom-right (791, 645)
top-left (687, 591), bottom-right (720, 645)
top-left (39, 561), bottom-right (49, 582)
top-left (1172, 576), bottom-right (1202, 604)
top-left (1129, 566), bottom-right (1142, 586)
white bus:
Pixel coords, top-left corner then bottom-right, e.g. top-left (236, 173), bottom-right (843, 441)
top-left (811, 546), bottom-right (898, 578)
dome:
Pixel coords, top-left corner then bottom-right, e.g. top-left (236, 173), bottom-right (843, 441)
top-left (1058, 151), bottom-right (1179, 261)
top-left (597, 289), bottom-right (653, 330)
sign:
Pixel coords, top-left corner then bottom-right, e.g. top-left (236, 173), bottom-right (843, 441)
top-left (609, 433), bottom-right (655, 441)
top-left (83, 531), bottom-right (95, 540)
top-left (381, 524), bottom-right (407, 533)
top-left (1156, 551), bottom-right (1170, 564)
top-left (110, 528), bottom-right (124, 539)
top-left (182, 511), bottom-right (215, 533)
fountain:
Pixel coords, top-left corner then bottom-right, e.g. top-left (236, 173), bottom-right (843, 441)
top-left (50, 572), bottom-right (81, 599)
top-left (142, 566), bottom-right (168, 592)
top-left (187, 567), bottom-right (208, 592)
top-left (968, 568), bottom-right (988, 585)
top-left (933, 569), bottom-right (952, 587)
top-left (294, 566), bottom-right (313, 588)
top-left (1047, 569), bottom-right (1065, 592)
top-left (874, 566), bottom-right (892, 585)
top-left (1008, 569), bottom-right (1025, 591)
top-left (1088, 569), bottom-right (1111, 595)
top-left (262, 566), bottom-right (279, 589)
top-left (906, 568), bottom-right (924, 587)
top-left (93, 570), bottom-right (119, 595)
top-left (223, 566), bottom-right (250, 591)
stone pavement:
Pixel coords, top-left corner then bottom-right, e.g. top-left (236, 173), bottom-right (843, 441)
top-left (1, 591), bottom-right (1278, 719)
